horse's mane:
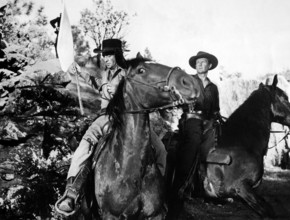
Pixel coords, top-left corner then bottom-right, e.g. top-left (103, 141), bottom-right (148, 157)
top-left (106, 57), bottom-right (151, 132)
top-left (106, 78), bottom-right (126, 132)
top-left (222, 85), bottom-right (272, 142)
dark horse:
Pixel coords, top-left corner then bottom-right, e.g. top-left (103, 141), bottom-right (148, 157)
top-left (196, 75), bottom-right (290, 218)
top-left (92, 55), bottom-right (200, 219)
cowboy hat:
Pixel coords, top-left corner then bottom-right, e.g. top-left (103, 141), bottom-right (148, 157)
top-left (93, 39), bottom-right (128, 55)
top-left (189, 51), bottom-right (218, 70)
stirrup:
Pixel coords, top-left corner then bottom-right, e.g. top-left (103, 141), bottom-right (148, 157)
top-left (55, 189), bottom-right (80, 217)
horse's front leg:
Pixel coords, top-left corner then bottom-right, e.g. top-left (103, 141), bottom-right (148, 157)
top-left (140, 165), bottom-right (166, 219)
top-left (237, 181), bottom-right (275, 218)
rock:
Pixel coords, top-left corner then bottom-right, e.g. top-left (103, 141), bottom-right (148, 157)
top-left (0, 97), bottom-right (8, 109)
top-left (1, 121), bottom-right (27, 140)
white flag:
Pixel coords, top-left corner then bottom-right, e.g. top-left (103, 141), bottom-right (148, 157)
top-left (57, 0), bottom-right (74, 72)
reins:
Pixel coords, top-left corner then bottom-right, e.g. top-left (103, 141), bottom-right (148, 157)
top-left (125, 66), bottom-right (190, 114)
top-left (268, 130), bottom-right (290, 149)
top-left (188, 111), bottom-right (289, 150)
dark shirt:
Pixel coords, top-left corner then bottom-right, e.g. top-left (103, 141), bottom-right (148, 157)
top-left (192, 74), bottom-right (220, 120)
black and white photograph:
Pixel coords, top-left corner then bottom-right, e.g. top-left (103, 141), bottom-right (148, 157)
top-left (1, 0), bottom-right (290, 219)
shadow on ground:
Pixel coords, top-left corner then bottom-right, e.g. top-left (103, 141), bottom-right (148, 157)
top-left (180, 168), bottom-right (290, 220)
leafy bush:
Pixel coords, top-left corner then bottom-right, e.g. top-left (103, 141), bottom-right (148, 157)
top-left (0, 147), bottom-right (68, 219)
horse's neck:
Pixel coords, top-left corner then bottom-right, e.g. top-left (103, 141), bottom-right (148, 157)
top-left (118, 84), bottom-right (153, 155)
top-left (123, 113), bottom-right (151, 145)
top-left (222, 94), bottom-right (272, 147)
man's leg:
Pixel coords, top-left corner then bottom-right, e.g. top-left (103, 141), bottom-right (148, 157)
top-left (166, 118), bottom-right (203, 220)
top-left (175, 118), bottom-right (203, 195)
top-left (55, 139), bottom-right (93, 216)
top-left (200, 121), bottom-right (216, 161)
top-left (162, 131), bottom-right (179, 198)
top-left (55, 115), bottom-right (109, 216)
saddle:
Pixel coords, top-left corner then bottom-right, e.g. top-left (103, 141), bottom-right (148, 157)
top-left (205, 148), bottom-right (231, 165)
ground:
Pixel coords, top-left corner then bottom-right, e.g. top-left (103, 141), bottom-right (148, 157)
top-left (179, 167), bottom-right (290, 220)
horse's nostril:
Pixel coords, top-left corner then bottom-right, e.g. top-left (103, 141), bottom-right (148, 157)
top-left (182, 78), bottom-right (187, 86)
top-left (181, 77), bottom-right (190, 88)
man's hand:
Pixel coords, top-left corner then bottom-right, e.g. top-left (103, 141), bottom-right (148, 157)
top-left (101, 83), bottom-right (113, 100)
top-left (68, 63), bottom-right (81, 75)
top-left (106, 83), bottom-right (117, 97)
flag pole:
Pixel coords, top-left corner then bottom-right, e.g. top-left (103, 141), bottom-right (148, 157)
top-left (73, 63), bottom-right (84, 115)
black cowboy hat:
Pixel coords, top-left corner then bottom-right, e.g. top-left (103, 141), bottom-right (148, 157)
top-left (189, 51), bottom-right (218, 70)
top-left (93, 39), bottom-right (129, 55)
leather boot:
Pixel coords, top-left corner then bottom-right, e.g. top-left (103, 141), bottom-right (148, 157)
top-left (58, 177), bottom-right (75, 212)
top-left (55, 160), bottom-right (91, 216)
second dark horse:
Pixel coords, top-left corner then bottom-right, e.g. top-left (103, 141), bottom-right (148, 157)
top-left (201, 75), bottom-right (290, 217)
top-left (178, 75), bottom-right (290, 218)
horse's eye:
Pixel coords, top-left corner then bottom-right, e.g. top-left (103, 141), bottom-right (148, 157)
top-left (138, 68), bottom-right (145, 74)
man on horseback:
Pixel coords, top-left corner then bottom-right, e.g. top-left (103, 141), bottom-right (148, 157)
top-left (55, 39), bottom-right (127, 215)
top-left (55, 39), bottom-right (167, 216)
top-left (167, 51), bottom-right (222, 219)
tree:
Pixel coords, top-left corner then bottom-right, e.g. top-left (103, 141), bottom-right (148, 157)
top-left (143, 47), bottom-right (154, 60)
top-left (1, 0), bottom-right (34, 41)
top-left (79, 0), bottom-right (133, 49)
top-left (1, 0), bottom-right (54, 63)
top-left (72, 25), bottom-right (90, 56)
top-left (0, 1), bottom-right (134, 218)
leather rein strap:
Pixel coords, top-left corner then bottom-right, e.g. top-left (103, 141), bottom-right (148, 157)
top-left (125, 67), bottom-right (190, 114)
top-left (268, 130), bottom-right (290, 149)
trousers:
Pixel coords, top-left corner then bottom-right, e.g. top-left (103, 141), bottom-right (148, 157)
top-left (174, 118), bottom-right (203, 191)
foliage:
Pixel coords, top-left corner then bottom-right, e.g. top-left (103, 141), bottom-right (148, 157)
top-left (143, 47), bottom-right (154, 61)
top-left (1, 0), bottom-right (54, 63)
top-left (150, 112), bottom-right (167, 136)
top-left (0, 76), bottom-right (94, 219)
top-left (0, 58), bottom-right (94, 219)
top-left (0, 0), bottom-right (136, 219)
top-left (0, 147), bottom-right (67, 219)
top-left (79, 0), bottom-right (133, 49)
top-left (72, 25), bottom-right (90, 56)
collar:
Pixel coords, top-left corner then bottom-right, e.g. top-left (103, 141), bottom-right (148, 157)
top-left (107, 66), bottom-right (123, 80)
top-left (192, 74), bottom-right (213, 88)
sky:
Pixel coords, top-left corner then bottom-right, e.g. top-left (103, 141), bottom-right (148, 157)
top-left (36, 0), bottom-right (290, 79)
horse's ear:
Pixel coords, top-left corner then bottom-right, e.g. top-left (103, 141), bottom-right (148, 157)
top-left (259, 82), bottom-right (264, 88)
top-left (136, 52), bottom-right (144, 59)
top-left (272, 74), bottom-right (278, 88)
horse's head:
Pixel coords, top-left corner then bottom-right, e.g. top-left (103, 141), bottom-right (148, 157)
top-left (124, 53), bottom-right (200, 111)
top-left (267, 75), bottom-right (290, 126)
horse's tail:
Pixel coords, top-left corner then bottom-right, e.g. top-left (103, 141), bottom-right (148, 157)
top-left (236, 181), bottom-right (275, 218)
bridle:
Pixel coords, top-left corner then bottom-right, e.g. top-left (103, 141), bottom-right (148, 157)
top-left (124, 66), bottom-right (193, 114)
